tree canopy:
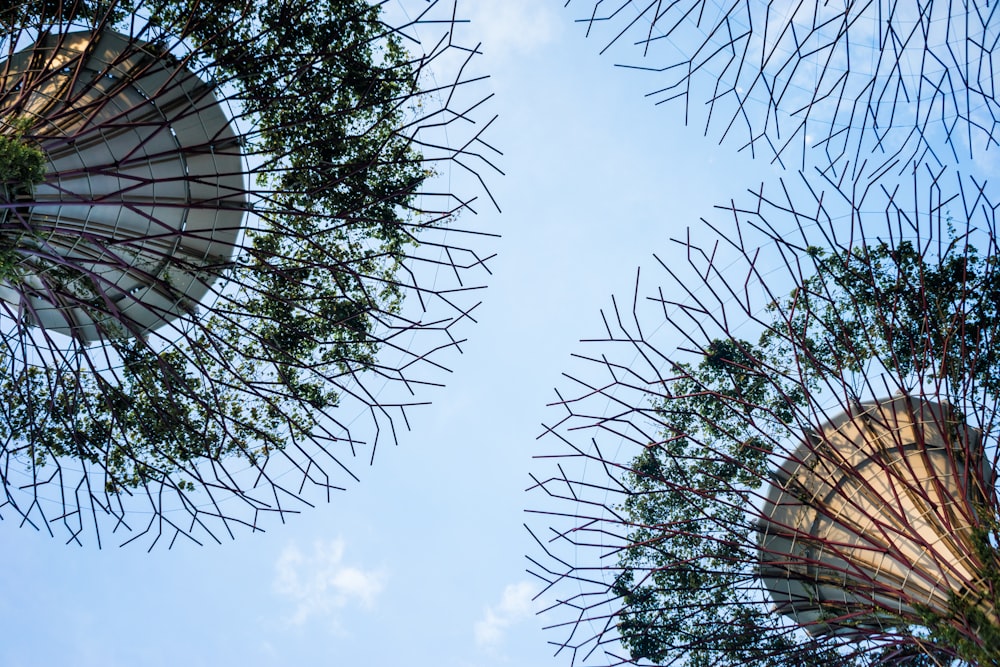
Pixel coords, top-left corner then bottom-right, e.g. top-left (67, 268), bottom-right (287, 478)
top-left (0, 0), bottom-right (498, 546)
top-left (611, 228), bottom-right (1000, 665)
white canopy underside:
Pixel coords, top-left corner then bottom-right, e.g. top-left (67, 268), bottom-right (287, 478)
top-left (758, 395), bottom-right (990, 635)
top-left (0, 29), bottom-right (246, 342)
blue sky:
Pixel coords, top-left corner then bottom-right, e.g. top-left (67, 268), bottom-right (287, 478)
top-left (0, 2), bottom-right (781, 665)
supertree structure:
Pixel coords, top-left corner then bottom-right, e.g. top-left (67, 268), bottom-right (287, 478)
top-left (561, 0), bottom-right (1000, 174)
top-left (526, 164), bottom-right (1000, 665)
top-left (0, 0), bottom-right (500, 548)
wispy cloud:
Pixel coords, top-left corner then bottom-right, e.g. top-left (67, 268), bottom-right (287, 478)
top-left (467, 1), bottom-right (561, 63)
top-left (272, 538), bottom-right (386, 627)
top-left (474, 581), bottom-right (539, 650)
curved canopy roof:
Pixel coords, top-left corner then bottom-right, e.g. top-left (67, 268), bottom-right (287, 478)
top-left (758, 395), bottom-right (991, 636)
top-left (0, 28), bottom-right (246, 342)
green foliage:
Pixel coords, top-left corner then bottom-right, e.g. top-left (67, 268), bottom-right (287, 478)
top-left (0, 118), bottom-right (46, 283)
top-left (4, 336), bottom-right (316, 492)
top-left (142, 0), bottom-right (426, 242)
top-left (614, 229), bottom-right (1000, 664)
top-left (0, 118), bottom-right (45, 186)
top-left (615, 335), bottom-right (815, 664)
top-left (4, 0), bottom-right (130, 24)
top-left (781, 237), bottom-right (1000, 397)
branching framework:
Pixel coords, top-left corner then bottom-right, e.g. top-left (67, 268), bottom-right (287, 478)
top-left (0, 0), bottom-right (501, 548)
top-left (563, 0), bottom-right (1000, 175)
top-left (527, 166), bottom-right (1000, 665)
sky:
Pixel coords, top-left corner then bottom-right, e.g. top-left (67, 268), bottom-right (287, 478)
top-left (0, 2), bottom-right (781, 665)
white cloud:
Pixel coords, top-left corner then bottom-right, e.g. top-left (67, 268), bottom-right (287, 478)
top-left (272, 538), bottom-right (386, 626)
top-left (474, 581), bottom-right (539, 650)
top-left (467, 1), bottom-right (561, 63)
